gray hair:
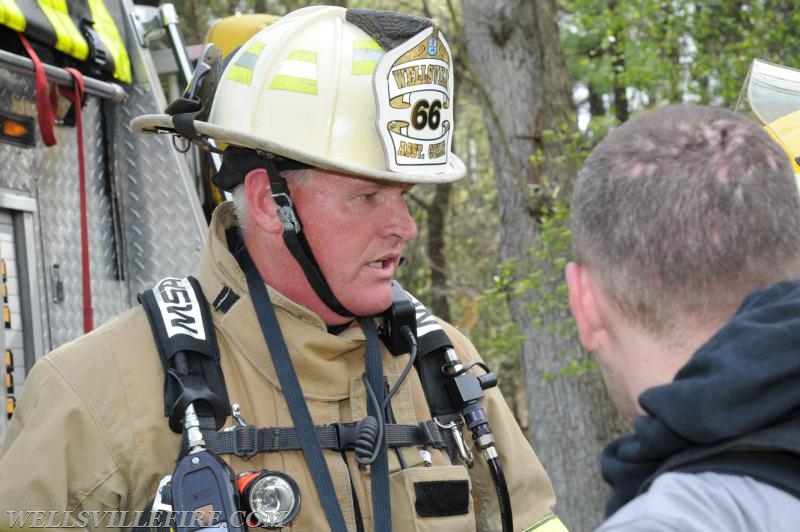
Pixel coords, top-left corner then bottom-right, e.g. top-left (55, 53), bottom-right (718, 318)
top-left (231, 184), bottom-right (249, 233)
top-left (571, 104), bottom-right (800, 334)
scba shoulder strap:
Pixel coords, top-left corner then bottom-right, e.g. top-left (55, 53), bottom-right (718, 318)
top-left (141, 276), bottom-right (453, 458)
top-left (140, 276), bottom-right (231, 433)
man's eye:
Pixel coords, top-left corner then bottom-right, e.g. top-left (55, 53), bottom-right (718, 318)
top-left (358, 193), bottom-right (376, 201)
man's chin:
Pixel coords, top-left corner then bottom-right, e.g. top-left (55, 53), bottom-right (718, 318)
top-left (345, 292), bottom-right (395, 317)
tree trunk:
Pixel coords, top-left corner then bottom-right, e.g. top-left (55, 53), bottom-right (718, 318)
top-left (588, 82), bottom-right (606, 118)
top-left (427, 183), bottom-right (452, 321)
top-left (608, 2), bottom-right (629, 123)
top-left (611, 42), bottom-right (629, 123)
top-left (461, 1), bottom-right (629, 530)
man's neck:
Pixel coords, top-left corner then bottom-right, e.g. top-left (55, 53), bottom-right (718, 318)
top-left (615, 319), bottom-right (714, 417)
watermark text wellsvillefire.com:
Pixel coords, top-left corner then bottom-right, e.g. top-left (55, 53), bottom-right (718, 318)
top-left (7, 510), bottom-right (289, 528)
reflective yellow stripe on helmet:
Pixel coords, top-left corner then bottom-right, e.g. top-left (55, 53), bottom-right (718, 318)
top-left (87, 0), bottom-right (131, 83)
top-left (225, 41), bottom-right (266, 86)
top-left (269, 49), bottom-right (318, 95)
top-left (523, 514), bottom-right (570, 532)
top-left (0, 0), bottom-right (26, 32)
top-left (352, 38), bottom-right (382, 75)
top-left (38, 0), bottom-right (88, 60)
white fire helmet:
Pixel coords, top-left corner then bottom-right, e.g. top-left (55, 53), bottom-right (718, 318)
top-left (132, 5), bottom-right (466, 184)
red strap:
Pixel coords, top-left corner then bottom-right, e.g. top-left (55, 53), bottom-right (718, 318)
top-left (60, 68), bottom-right (92, 333)
top-left (17, 36), bottom-right (93, 331)
top-left (17, 34), bottom-right (58, 147)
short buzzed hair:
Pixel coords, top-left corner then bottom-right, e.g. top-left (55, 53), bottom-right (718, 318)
top-left (571, 104), bottom-right (800, 334)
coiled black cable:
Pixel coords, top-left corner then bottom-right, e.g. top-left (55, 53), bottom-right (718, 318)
top-left (355, 373), bottom-right (385, 466)
top-left (354, 414), bottom-right (380, 465)
top-left (355, 325), bottom-right (418, 467)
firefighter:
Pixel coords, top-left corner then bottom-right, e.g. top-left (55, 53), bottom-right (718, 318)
top-left (0, 6), bottom-right (564, 531)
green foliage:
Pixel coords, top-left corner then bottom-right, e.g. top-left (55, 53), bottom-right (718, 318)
top-left (453, 263), bottom-right (526, 404)
top-left (561, 0), bottom-right (800, 119)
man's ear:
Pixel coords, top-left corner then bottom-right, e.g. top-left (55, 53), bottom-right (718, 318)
top-left (243, 167), bottom-right (282, 233)
top-left (565, 262), bottom-right (605, 352)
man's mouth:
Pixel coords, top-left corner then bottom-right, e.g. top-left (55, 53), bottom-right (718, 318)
top-left (368, 259), bottom-right (393, 269)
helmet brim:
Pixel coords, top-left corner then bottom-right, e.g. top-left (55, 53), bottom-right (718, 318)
top-left (131, 113), bottom-right (466, 185)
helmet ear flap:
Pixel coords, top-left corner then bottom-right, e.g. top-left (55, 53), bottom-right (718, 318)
top-left (213, 147), bottom-right (268, 191)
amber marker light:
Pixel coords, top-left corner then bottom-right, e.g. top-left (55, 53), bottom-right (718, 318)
top-left (0, 111), bottom-right (35, 147)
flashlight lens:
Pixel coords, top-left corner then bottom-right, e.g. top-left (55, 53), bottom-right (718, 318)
top-left (251, 475), bottom-right (295, 514)
top-left (241, 471), bottom-right (301, 528)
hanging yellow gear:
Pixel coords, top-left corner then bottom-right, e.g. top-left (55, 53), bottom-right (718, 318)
top-left (204, 13), bottom-right (280, 59)
top-left (0, 0), bottom-right (131, 83)
top-left (86, 0), bottom-right (131, 83)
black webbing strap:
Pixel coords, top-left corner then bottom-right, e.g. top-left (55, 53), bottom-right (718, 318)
top-left (164, 98), bottom-right (217, 151)
top-left (140, 277), bottom-right (231, 433)
top-left (188, 420), bottom-right (448, 459)
top-left (361, 317), bottom-right (391, 532)
top-left (266, 166), bottom-right (355, 318)
top-left (238, 248), bottom-right (348, 532)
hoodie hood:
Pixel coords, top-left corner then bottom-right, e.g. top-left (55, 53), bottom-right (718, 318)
top-left (601, 280), bottom-right (800, 515)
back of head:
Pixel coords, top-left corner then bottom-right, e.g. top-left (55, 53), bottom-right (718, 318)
top-left (571, 104), bottom-right (800, 334)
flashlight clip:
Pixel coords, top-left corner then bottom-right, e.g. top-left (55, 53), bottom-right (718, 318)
top-left (435, 417), bottom-right (473, 466)
top-left (153, 475), bottom-right (174, 513)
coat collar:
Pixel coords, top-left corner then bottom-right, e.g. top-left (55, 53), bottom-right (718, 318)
top-left (194, 202), bottom-right (369, 400)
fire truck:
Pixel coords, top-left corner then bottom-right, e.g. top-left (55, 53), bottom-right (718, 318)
top-left (0, 0), bottom-right (218, 442)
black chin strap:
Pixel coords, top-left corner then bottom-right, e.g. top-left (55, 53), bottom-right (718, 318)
top-left (237, 247), bottom-right (348, 531)
top-left (265, 160), bottom-right (355, 318)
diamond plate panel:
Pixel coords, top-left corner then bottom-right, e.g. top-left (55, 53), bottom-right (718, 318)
top-left (114, 85), bottom-right (206, 296)
top-left (36, 95), bottom-right (131, 347)
top-left (0, 69), bottom-right (53, 351)
top-left (0, 0), bottom-right (207, 351)
top-left (114, 0), bottom-right (207, 299)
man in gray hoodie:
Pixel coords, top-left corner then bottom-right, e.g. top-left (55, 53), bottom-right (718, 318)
top-left (566, 104), bottom-right (800, 531)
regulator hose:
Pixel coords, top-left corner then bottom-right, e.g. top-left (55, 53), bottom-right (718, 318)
top-left (461, 402), bottom-right (513, 531)
top-left (488, 455), bottom-right (513, 532)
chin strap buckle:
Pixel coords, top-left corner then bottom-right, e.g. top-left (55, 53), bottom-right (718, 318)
top-left (272, 192), bottom-right (301, 234)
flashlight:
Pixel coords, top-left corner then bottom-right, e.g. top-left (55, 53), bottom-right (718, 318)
top-left (236, 470), bottom-right (301, 529)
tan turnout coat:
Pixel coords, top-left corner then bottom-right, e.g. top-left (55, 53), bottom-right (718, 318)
top-left (0, 203), bottom-right (557, 531)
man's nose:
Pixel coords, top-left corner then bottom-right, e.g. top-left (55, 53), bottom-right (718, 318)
top-left (382, 194), bottom-right (418, 241)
